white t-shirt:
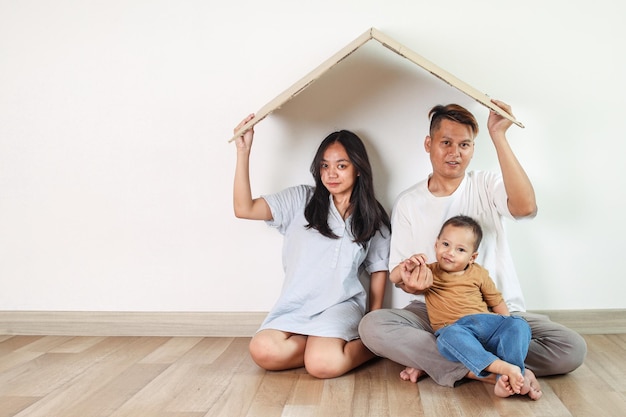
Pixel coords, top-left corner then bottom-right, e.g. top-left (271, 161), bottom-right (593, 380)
top-left (390, 171), bottom-right (533, 312)
top-left (260, 185), bottom-right (390, 340)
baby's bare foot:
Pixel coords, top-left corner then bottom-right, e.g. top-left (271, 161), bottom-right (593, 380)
top-left (494, 374), bottom-right (515, 398)
top-left (487, 360), bottom-right (524, 394)
top-left (400, 367), bottom-right (426, 383)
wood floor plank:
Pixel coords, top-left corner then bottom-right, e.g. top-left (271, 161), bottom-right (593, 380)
top-left (107, 364), bottom-right (208, 417)
top-left (14, 336), bottom-right (72, 353)
top-left (199, 340), bottom-right (268, 417)
top-left (381, 360), bottom-right (424, 417)
top-left (485, 382), bottom-right (568, 417)
top-left (0, 352), bottom-right (89, 397)
top-left (164, 365), bottom-right (236, 413)
top-left (9, 337), bottom-right (171, 417)
top-left (174, 337), bottom-right (237, 365)
top-left (139, 337), bottom-right (204, 365)
top-left (0, 337), bottom-right (141, 397)
top-left (0, 350), bottom-right (44, 374)
top-left (584, 334), bottom-right (626, 391)
top-left (0, 396), bottom-right (41, 417)
top-left (48, 336), bottom-right (107, 353)
top-left (0, 336), bottom-right (44, 354)
top-left (419, 377), bottom-right (497, 417)
top-left (316, 374), bottom-right (355, 416)
top-left (244, 372), bottom-right (299, 417)
top-left (280, 404), bottom-right (317, 417)
top-left (46, 363), bottom-right (169, 417)
top-left (458, 382), bottom-right (506, 416)
top-left (0, 334), bottom-right (625, 416)
top-left (352, 367), bottom-right (388, 417)
top-left (286, 374), bottom-right (324, 407)
top-left (109, 339), bottom-right (254, 416)
top-left (545, 361), bottom-right (626, 417)
top-left (153, 414), bottom-right (206, 417)
top-left (167, 339), bottom-right (256, 414)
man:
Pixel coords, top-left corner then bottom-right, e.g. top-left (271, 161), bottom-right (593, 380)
top-left (358, 100), bottom-right (587, 389)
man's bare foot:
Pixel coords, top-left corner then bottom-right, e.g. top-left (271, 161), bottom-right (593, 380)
top-left (520, 369), bottom-right (543, 400)
top-left (400, 367), bottom-right (426, 383)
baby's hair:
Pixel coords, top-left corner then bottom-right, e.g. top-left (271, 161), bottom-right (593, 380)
top-left (439, 215), bottom-right (483, 251)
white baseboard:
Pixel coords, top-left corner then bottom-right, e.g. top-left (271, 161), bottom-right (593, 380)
top-left (0, 311), bottom-right (267, 337)
top-left (1, 309), bottom-right (625, 337)
top-left (530, 309), bottom-right (626, 335)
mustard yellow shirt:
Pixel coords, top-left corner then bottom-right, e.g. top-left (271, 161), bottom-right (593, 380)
top-left (425, 263), bottom-right (504, 331)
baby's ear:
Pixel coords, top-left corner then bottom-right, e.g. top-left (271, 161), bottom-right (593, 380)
top-left (470, 251), bottom-right (479, 263)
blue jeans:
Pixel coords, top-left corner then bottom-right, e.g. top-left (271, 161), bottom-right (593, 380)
top-left (435, 314), bottom-right (531, 378)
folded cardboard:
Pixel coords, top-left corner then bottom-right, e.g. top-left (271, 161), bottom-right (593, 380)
top-left (229, 27), bottom-right (522, 143)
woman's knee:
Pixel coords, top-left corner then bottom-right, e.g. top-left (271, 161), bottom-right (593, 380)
top-left (305, 361), bottom-right (342, 379)
top-left (248, 336), bottom-right (274, 369)
top-left (304, 350), bottom-right (344, 379)
top-left (248, 334), bottom-right (290, 371)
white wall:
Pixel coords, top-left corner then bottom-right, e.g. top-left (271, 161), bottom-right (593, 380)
top-left (1, 0), bottom-right (624, 312)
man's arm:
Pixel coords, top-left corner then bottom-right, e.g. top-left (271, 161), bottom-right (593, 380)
top-left (488, 100), bottom-right (537, 218)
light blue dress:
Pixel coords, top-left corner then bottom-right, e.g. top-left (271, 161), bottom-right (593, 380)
top-left (259, 185), bottom-right (390, 341)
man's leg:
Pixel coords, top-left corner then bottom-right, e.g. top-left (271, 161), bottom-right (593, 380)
top-left (513, 311), bottom-right (587, 376)
top-left (359, 301), bottom-right (469, 387)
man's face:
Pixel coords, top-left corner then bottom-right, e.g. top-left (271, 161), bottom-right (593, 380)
top-left (425, 119), bottom-right (475, 181)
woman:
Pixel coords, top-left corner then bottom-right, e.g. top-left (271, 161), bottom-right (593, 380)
top-left (233, 114), bottom-right (390, 379)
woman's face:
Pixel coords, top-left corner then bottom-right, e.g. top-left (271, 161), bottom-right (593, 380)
top-left (319, 141), bottom-right (358, 198)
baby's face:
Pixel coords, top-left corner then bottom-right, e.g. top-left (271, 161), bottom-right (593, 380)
top-left (435, 225), bottom-right (477, 274)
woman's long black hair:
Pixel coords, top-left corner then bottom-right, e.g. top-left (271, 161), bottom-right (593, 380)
top-left (304, 130), bottom-right (390, 245)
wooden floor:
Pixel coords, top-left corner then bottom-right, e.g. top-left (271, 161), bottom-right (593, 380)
top-left (1, 334), bottom-right (625, 417)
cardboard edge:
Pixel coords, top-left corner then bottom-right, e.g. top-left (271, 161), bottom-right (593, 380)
top-left (228, 28), bottom-right (375, 143)
top-left (227, 27), bottom-right (524, 143)
top-left (370, 28), bottom-right (524, 128)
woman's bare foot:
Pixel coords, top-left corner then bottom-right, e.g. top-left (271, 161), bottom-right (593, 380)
top-left (520, 369), bottom-right (543, 400)
top-left (400, 367), bottom-right (426, 383)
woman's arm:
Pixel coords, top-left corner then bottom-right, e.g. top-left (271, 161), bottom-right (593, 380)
top-left (368, 270), bottom-right (387, 311)
top-left (233, 114), bottom-right (272, 221)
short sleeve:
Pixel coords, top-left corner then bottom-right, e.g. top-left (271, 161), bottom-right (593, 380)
top-left (262, 185), bottom-right (312, 234)
top-left (481, 171), bottom-right (536, 222)
top-left (363, 224), bottom-right (391, 274)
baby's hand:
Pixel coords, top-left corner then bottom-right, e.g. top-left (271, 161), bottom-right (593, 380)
top-left (401, 256), bottom-right (432, 294)
top-left (405, 253), bottom-right (428, 268)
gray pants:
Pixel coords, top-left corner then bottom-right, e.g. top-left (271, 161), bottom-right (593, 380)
top-left (358, 301), bottom-right (588, 387)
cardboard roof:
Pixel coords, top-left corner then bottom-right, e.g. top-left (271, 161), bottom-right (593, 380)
top-left (228, 27), bottom-right (523, 143)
